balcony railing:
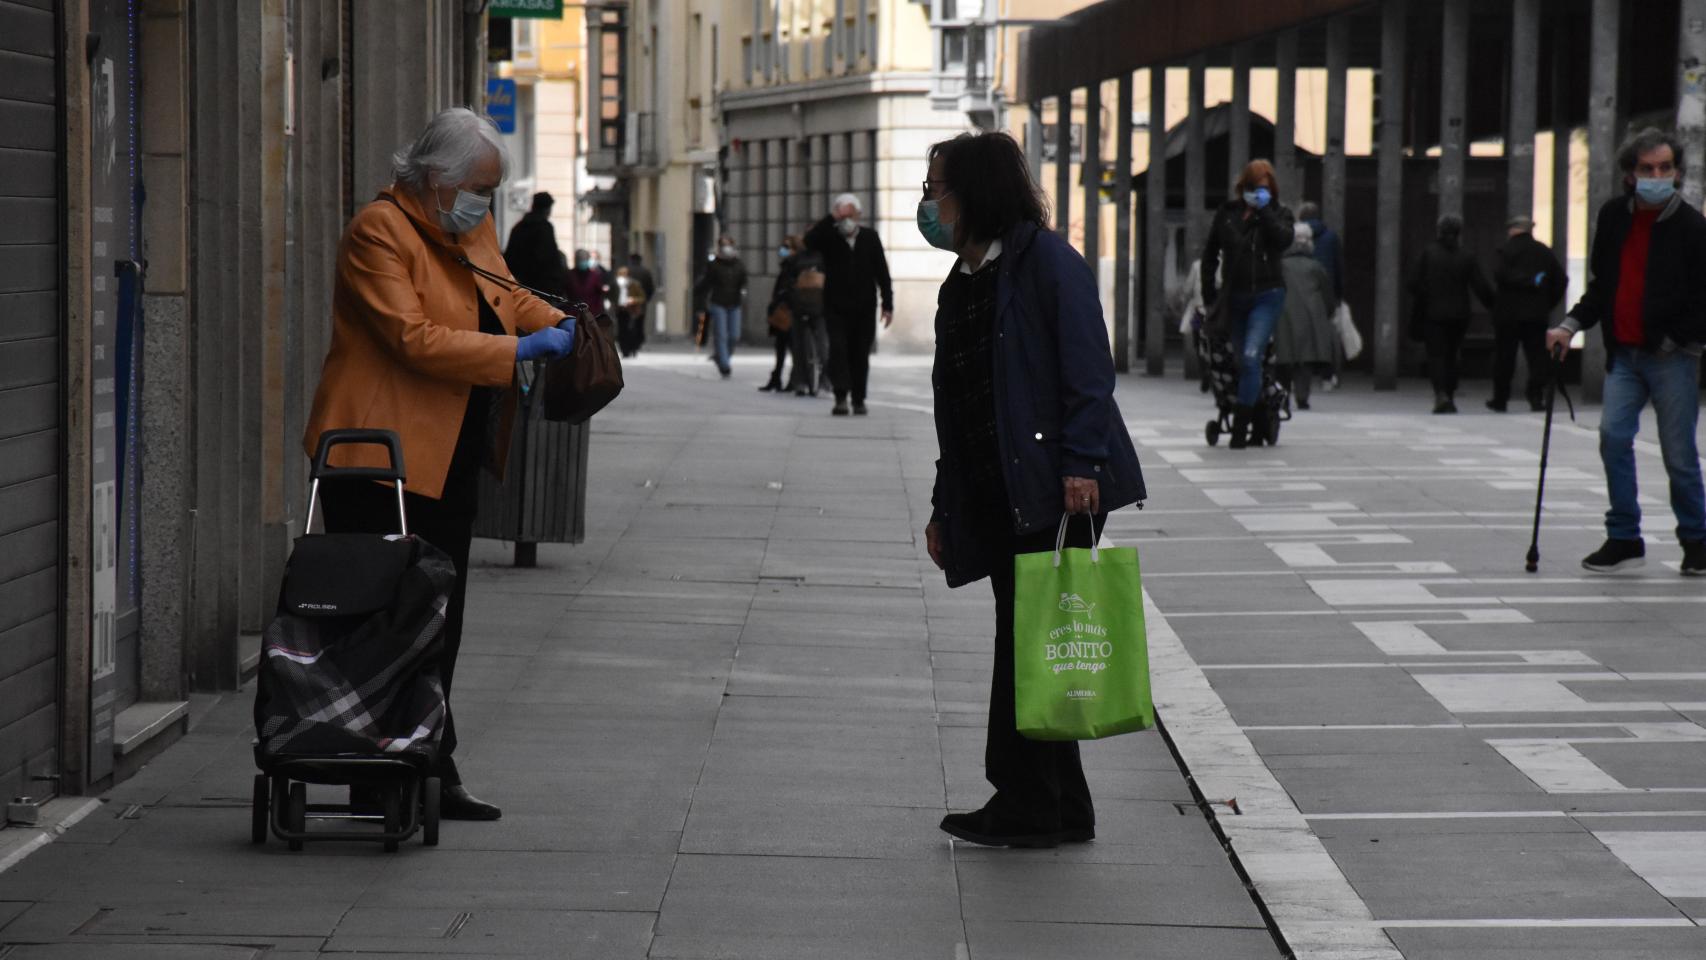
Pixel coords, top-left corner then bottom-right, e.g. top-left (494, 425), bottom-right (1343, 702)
top-left (622, 111), bottom-right (658, 170)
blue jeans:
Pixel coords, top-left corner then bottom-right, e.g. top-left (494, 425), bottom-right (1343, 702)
top-left (1229, 289), bottom-right (1286, 407)
top-left (709, 304), bottom-right (742, 373)
top-left (1599, 346), bottom-right (1706, 543)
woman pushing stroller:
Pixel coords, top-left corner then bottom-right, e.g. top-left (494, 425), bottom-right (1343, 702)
top-left (1201, 160), bottom-right (1296, 449)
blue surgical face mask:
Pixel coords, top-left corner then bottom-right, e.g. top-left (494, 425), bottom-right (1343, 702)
top-left (575, 258), bottom-right (592, 270)
top-left (916, 198), bottom-right (956, 251)
top-left (437, 188), bottom-right (489, 234)
top-left (1635, 177), bottom-right (1677, 206)
top-left (778, 245), bottom-right (792, 259)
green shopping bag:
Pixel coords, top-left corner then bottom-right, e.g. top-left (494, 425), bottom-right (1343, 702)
top-left (1013, 514), bottom-right (1153, 741)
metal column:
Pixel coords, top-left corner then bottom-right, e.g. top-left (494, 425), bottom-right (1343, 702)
top-left (1145, 66), bottom-right (1169, 376)
top-left (1083, 80), bottom-right (1101, 271)
top-left (1056, 93), bottom-right (1073, 241)
top-left (1114, 73), bottom-right (1134, 372)
top-left (1375, 0), bottom-right (1409, 390)
top-left (1026, 101), bottom-right (1045, 191)
top-left (1439, 0), bottom-right (1469, 222)
top-left (1508, 0), bottom-right (1541, 220)
top-left (1229, 44), bottom-right (1251, 187)
top-left (1678, 0), bottom-right (1706, 207)
top-left (1583, 0), bottom-right (1621, 399)
top-left (1275, 30), bottom-right (1298, 200)
top-left (1185, 55), bottom-right (1207, 259)
top-left (1551, 13), bottom-right (1572, 311)
top-left (1324, 16), bottom-right (1349, 229)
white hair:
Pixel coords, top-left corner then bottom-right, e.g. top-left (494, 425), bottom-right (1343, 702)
top-left (1289, 221), bottom-right (1315, 255)
top-left (832, 193), bottom-right (863, 215)
top-left (391, 107), bottom-right (510, 189)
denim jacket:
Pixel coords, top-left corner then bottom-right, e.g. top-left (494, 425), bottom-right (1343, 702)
top-left (930, 221), bottom-right (1147, 588)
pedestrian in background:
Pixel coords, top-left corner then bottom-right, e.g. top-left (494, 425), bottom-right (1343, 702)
top-left (1548, 127), bottom-right (1706, 576)
top-left (1201, 160), bottom-right (1296, 448)
top-left (806, 193), bottom-right (893, 416)
top-left (564, 247), bottom-right (609, 313)
top-left (617, 252), bottom-right (655, 357)
top-left (1408, 215), bottom-right (1494, 414)
top-left (1274, 222), bottom-right (1336, 410)
top-left (920, 131), bottom-right (1146, 849)
top-left (694, 235), bottom-right (747, 380)
top-left (1488, 215), bottom-right (1567, 412)
top-left (760, 239), bottom-right (799, 393)
top-left (783, 234), bottom-right (828, 396)
top-left (306, 108), bottom-right (578, 822)
top-left (502, 191), bottom-right (567, 300)
top-left (1295, 201), bottom-right (1345, 389)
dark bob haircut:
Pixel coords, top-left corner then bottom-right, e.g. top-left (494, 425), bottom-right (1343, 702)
top-left (926, 132), bottom-right (1050, 249)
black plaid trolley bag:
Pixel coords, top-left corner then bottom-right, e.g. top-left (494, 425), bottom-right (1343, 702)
top-left (250, 429), bottom-right (452, 851)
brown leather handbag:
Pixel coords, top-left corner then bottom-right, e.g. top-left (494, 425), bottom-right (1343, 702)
top-left (542, 303), bottom-right (624, 424)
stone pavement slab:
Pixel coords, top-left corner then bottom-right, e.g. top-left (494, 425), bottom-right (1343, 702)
top-left (0, 349), bottom-right (1276, 959)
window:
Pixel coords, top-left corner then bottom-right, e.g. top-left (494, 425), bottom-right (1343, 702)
top-left (742, 36), bottom-right (753, 84)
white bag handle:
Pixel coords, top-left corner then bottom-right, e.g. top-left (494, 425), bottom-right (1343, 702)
top-left (1053, 512), bottom-right (1107, 567)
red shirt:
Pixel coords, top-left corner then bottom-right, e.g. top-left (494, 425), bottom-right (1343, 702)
top-left (1613, 208), bottom-right (1660, 347)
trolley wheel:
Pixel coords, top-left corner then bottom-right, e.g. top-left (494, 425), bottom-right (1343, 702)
top-left (383, 787), bottom-right (401, 853)
top-left (1205, 420), bottom-right (1221, 447)
top-left (251, 774), bottom-right (269, 845)
top-left (287, 782), bottom-right (306, 851)
top-left (422, 776), bottom-right (441, 847)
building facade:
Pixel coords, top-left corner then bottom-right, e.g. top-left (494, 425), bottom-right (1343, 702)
top-left (0, 0), bottom-right (486, 803)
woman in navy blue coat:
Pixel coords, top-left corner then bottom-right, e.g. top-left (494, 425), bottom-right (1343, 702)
top-left (921, 132), bottom-right (1146, 848)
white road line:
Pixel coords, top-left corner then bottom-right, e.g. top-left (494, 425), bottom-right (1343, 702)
top-left (1307, 811), bottom-right (1706, 821)
top-left (1146, 590), bottom-right (1405, 960)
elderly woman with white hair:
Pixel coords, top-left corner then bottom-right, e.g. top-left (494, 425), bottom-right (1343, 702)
top-left (1274, 222), bottom-right (1337, 410)
top-left (805, 192), bottom-right (894, 415)
top-left (304, 107), bottom-right (576, 822)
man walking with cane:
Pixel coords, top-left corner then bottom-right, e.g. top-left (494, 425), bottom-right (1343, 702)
top-left (1547, 128), bottom-right (1706, 575)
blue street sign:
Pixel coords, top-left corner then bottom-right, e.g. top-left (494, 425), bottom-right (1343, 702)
top-left (487, 77), bottom-right (518, 134)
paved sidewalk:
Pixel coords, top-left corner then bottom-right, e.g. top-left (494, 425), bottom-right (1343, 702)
top-left (0, 347), bottom-right (1278, 959)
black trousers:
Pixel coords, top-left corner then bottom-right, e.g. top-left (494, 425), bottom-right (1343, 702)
top-left (1424, 321), bottom-right (1469, 398)
top-left (320, 475), bottom-right (475, 786)
top-left (770, 329), bottom-right (792, 381)
top-left (827, 312), bottom-right (876, 404)
top-left (982, 514), bottom-right (1099, 831)
top-left (1492, 319), bottom-right (1548, 406)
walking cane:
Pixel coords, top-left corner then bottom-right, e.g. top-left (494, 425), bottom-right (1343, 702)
top-left (1525, 344), bottom-right (1574, 573)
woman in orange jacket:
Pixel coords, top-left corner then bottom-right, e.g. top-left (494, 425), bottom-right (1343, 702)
top-left (303, 108), bottom-right (574, 821)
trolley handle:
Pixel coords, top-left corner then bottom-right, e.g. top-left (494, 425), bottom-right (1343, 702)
top-left (306, 429), bottom-right (410, 537)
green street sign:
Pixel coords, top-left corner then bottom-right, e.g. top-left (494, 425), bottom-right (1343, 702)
top-left (490, 0), bottom-right (563, 18)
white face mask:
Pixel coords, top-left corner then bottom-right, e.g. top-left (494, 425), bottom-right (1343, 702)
top-left (437, 188), bottom-right (489, 234)
top-left (719, 244), bottom-right (737, 258)
top-left (837, 217), bottom-right (859, 237)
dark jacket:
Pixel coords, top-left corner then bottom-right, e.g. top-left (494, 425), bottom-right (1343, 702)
top-left (930, 221), bottom-right (1148, 588)
top-left (1408, 240), bottom-right (1494, 327)
top-left (627, 262), bottom-right (657, 299)
top-left (1493, 231), bottom-right (1567, 324)
top-left (1202, 199), bottom-right (1296, 303)
top-left (1302, 218), bottom-right (1345, 310)
top-left (694, 256), bottom-right (747, 309)
top-left (1565, 193), bottom-right (1706, 361)
top-left (805, 216), bottom-right (893, 324)
top-left (503, 213), bottom-right (567, 297)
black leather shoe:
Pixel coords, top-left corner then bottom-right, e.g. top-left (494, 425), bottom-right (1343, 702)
top-left (939, 809), bottom-right (1061, 848)
top-left (1061, 823), bottom-right (1096, 843)
top-left (441, 785), bottom-right (502, 821)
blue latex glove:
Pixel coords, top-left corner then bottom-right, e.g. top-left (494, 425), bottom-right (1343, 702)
top-left (516, 325), bottom-right (573, 362)
top-left (555, 312), bottom-right (577, 351)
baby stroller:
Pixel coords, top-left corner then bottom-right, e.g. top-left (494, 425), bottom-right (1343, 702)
top-left (1195, 320), bottom-right (1291, 447)
top-left (251, 429), bottom-right (452, 852)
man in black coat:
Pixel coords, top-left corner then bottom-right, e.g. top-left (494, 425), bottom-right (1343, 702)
top-left (806, 193), bottom-right (894, 416)
top-left (503, 192), bottom-right (568, 298)
top-left (1487, 216), bottom-right (1567, 412)
top-left (1408, 215), bottom-right (1495, 413)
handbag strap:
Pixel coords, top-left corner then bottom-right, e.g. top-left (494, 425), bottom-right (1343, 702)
top-left (1052, 512), bottom-right (1105, 568)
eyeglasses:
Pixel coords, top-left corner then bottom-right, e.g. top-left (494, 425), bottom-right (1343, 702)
top-left (921, 179), bottom-right (951, 200)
